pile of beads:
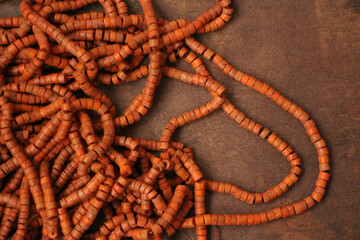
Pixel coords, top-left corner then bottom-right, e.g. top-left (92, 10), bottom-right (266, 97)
top-left (0, 0), bottom-right (330, 239)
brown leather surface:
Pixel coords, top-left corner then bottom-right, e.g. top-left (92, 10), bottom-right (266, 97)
top-left (1, 0), bottom-right (359, 239)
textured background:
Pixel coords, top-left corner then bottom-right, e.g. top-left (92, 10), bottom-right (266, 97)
top-left (1, 0), bottom-right (360, 239)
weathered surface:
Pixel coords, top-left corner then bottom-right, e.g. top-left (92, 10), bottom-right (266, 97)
top-left (1, 0), bottom-right (359, 239)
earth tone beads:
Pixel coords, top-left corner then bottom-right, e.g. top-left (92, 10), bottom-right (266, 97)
top-left (0, 0), bottom-right (330, 239)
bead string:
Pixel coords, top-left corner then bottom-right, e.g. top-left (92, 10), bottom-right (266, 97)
top-left (0, 0), bottom-right (330, 239)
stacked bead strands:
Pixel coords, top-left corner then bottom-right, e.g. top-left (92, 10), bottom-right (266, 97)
top-left (0, 0), bottom-right (330, 239)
